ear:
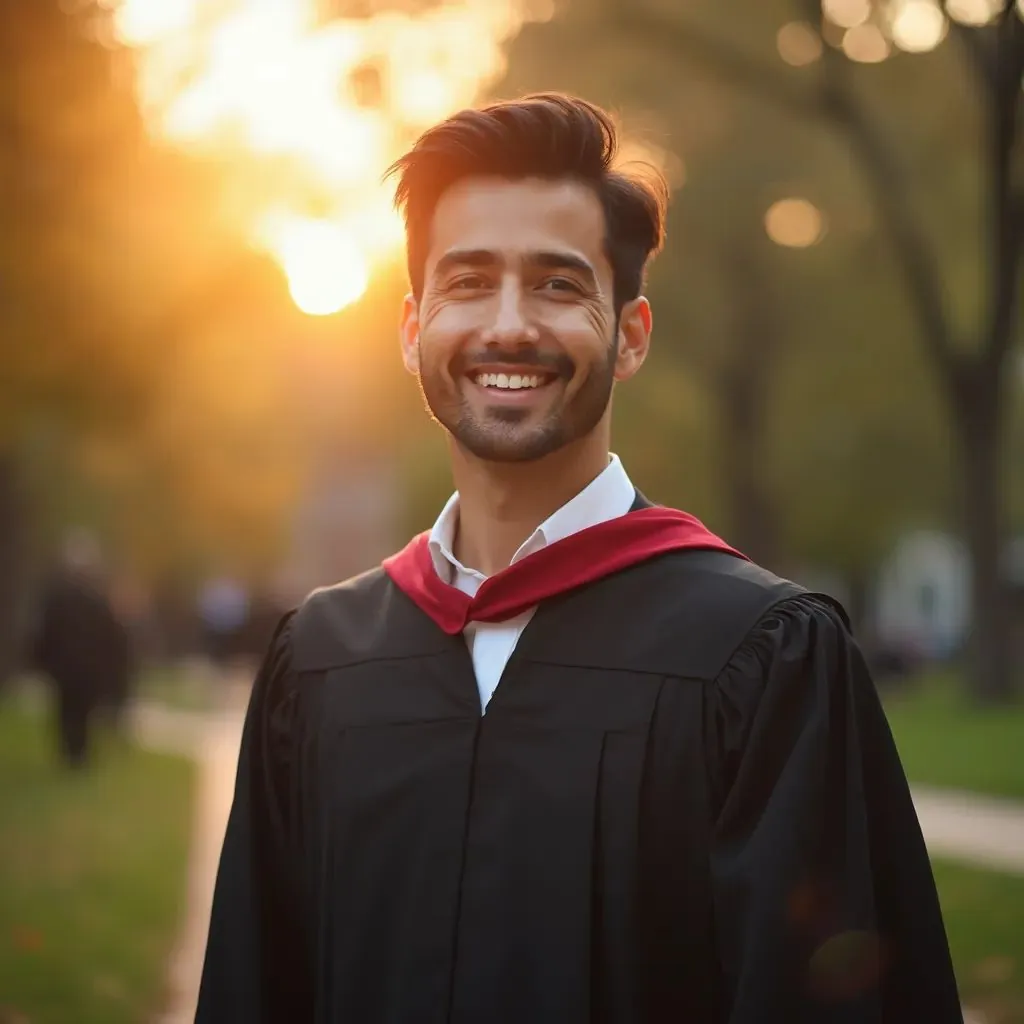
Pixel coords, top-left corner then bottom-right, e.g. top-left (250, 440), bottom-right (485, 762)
top-left (614, 296), bottom-right (653, 382)
top-left (399, 294), bottom-right (420, 375)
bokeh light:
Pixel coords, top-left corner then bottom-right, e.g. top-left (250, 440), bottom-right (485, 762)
top-left (765, 198), bottom-right (826, 248)
top-left (822, 0), bottom-right (873, 30)
top-left (777, 21), bottom-right (825, 66)
top-left (842, 23), bottom-right (891, 63)
top-left (946, 0), bottom-right (1003, 25)
top-left (889, 0), bottom-right (949, 53)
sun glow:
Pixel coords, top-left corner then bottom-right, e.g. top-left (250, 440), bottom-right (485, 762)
top-left (111, 0), bottom-right (552, 315)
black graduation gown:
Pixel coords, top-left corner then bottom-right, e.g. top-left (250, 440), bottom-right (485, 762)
top-left (195, 550), bottom-right (962, 1023)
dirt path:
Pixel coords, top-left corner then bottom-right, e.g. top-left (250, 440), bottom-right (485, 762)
top-left (135, 693), bottom-right (246, 1024)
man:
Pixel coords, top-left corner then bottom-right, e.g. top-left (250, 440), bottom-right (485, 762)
top-left (197, 94), bottom-right (962, 1022)
top-left (31, 532), bottom-right (132, 768)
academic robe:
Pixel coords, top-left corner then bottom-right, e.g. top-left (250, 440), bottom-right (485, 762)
top-left (196, 542), bottom-right (962, 1022)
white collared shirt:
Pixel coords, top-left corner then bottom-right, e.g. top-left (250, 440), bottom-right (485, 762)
top-left (427, 454), bottom-right (636, 713)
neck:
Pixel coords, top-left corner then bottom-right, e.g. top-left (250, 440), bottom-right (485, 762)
top-left (449, 426), bottom-right (611, 577)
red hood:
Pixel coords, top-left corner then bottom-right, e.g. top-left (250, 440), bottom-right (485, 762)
top-left (382, 506), bottom-right (747, 635)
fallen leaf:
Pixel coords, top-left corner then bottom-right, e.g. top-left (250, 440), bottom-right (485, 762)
top-left (9, 927), bottom-right (43, 953)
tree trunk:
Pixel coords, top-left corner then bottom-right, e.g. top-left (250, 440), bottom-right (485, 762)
top-left (953, 368), bottom-right (1017, 703)
top-left (717, 252), bottom-right (782, 570)
top-left (955, 8), bottom-right (1024, 704)
top-left (844, 570), bottom-right (872, 641)
top-left (720, 363), bottom-right (781, 569)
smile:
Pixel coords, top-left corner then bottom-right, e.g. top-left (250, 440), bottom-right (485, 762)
top-left (474, 372), bottom-right (546, 390)
top-left (465, 367), bottom-right (562, 406)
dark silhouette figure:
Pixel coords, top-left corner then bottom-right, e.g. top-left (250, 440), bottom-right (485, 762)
top-left (32, 564), bottom-right (132, 768)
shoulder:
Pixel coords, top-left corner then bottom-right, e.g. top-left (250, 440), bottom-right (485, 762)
top-left (710, 589), bottom-right (860, 754)
top-left (295, 566), bottom-right (392, 635)
top-left (674, 542), bottom-right (857, 675)
top-left (657, 548), bottom-right (808, 609)
top-left (250, 571), bottom-right (394, 724)
top-left (655, 547), bottom-right (854, 624)
top-left (647, 550), bottom-right (835, 674)
top-left (289, 566), bottom-right (446, 671)
top-left (720, 588), bottom-right (855, 682)
top-left (535, 549), bottom-right (844, 679)
top-left (707, 591), bottom-right (866, 802)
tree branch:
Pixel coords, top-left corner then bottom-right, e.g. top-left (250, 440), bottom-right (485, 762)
top-left (612, 0), bottom-right (958, 380)
top-left (612, 0), bottom-right (1014, 390)
top-left (791, 0), bottom-right (959, 386)
top-left (605, 3), bottom-right (829, 122)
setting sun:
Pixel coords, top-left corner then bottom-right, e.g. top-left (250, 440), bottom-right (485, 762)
top-left (111, 0), bottom-right (552, 316)
top-left (259, 214), bottom-right (369, 317)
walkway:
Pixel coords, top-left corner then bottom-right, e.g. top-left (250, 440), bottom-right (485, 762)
top-left (135, 692), bottom-right (247, 1024)
top-left (138, 700), bottom-right (1024, 1023)
top-left (912, 785), bottom-right (1024, 877)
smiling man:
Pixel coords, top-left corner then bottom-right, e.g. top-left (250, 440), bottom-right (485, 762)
top-left (196, 94), bottom-right (962, 1023)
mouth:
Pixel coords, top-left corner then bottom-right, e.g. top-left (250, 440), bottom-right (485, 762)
top-left (464, 366), bottom-right (563, 404)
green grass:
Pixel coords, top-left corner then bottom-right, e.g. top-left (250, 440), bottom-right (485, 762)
top-left (883, 671), bottom-right (1024, 800)
top-left (136, 662), bottom-right (217, 712)
top-left (0, 702), bottom-right (196, 1024)
top-left (934, 858), bottom-right (1024, 1024)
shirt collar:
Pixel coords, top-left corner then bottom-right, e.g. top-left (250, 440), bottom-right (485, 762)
top-left (427, 453), bottom-right (636, 583)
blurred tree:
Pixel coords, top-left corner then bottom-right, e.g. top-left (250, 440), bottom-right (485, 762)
top-left (0, 2), bottom-right (320, 677)
top-left (1012, 354), bottom-right (1024, 522)
top-left (0, 0), bottom-right (148, 680)
top-left (646, 104), bottom-right (950, 602)
top-left (644, 0), bottom-right (1022, 700)
top-left (502, 0), bottom-right (1023, 700)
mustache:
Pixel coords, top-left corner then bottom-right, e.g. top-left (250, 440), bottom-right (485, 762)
top-left (458, 349), bottom-right (575, 378)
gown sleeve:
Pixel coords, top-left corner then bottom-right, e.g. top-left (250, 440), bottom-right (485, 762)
top-left (195, 611), bottom-right (313, 1022)
top-left (707, 594), bottom-right (963, 1022)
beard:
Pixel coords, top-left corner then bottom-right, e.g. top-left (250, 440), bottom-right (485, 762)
top-left (419, 333), bottom-right (617, 464)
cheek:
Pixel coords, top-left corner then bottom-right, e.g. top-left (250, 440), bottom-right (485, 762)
top-left (418, 312), bottom-right (468, 377)
top-left (543, 306), bottom-right (613, 361)
top-left (420, 297), bottom-right (488, 335)
top-left (583, 303), bottom-right (614, 338)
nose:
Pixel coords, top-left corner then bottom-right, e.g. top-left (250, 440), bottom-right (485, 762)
top-left (481, 277), bottom-right (539, 346)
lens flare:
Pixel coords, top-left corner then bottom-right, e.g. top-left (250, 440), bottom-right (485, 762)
top-left (111, 0), bottom-right (552, 315)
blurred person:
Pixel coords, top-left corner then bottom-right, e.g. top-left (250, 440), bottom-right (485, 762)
top-left (31, 531), bottom-right (132, 767)
top-left (197, 576), bottom-right (250, 668)
top-left (198, 95), bottom-right (961, 1022)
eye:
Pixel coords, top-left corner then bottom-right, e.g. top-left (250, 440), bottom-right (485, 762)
top-left (538, 276), bottom-right (583, 294)
top-left (446, 274), bottom-right (490, 292)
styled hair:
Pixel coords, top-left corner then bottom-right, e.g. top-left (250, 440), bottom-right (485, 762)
top-left (384, 93), bottom-right (668, 313)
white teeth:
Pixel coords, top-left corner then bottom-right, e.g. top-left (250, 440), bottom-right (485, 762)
top-left (474, 373), bottom-right (544, 390)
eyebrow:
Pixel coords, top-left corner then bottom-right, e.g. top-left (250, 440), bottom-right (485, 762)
top-left (432, 248), bottom-right (599, 287)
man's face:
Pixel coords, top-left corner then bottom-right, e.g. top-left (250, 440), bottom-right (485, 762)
top-left (400, 177), bottom-right (643, 463)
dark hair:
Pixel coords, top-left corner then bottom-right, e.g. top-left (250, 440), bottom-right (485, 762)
top-left (384, 93), bottom-right (668, 313)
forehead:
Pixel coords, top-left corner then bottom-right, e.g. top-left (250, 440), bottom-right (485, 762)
top-left (424, 177), bottom-right (608, 271)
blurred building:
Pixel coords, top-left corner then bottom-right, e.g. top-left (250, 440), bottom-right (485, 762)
top-left (873, 529), bottom-right (1024, 662)
top-left (273, 456), bottom-right (401, 607)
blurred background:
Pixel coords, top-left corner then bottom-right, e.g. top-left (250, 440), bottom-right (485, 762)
top-left (0, 0), bottom-right (1022, 1021)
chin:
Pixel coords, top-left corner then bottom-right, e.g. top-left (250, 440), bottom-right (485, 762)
top-left (453, 423), bottom-right (568, 464)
